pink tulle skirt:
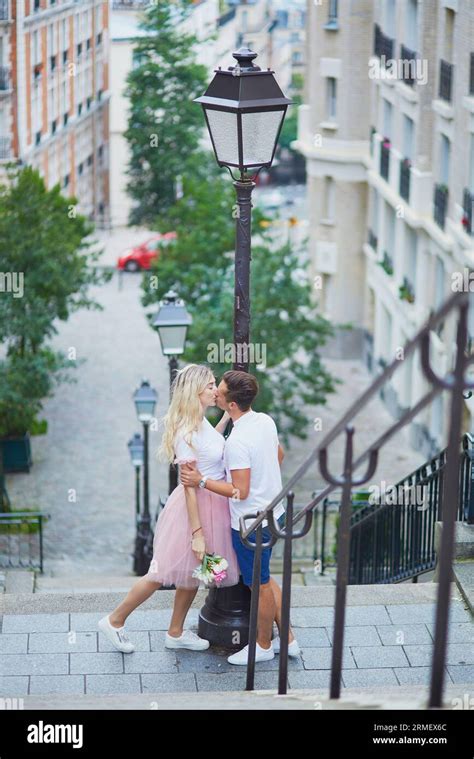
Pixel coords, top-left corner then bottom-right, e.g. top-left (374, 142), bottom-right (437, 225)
top-left (144, 484), bottom-right (240, 589)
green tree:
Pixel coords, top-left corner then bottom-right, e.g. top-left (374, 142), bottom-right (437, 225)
top-left (0, 165), bottom-right (110, 357)
top-left (141, 165), bottom-right (339, 443)
top-left (0, 164), bottom-right (108, 436)
top-left (123, 0), bottom-right (210, 226)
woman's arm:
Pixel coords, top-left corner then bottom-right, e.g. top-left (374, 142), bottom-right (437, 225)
top-left (183, 485), bottom-right (206, 561)
top-left (215, 410), bottom-right (230, 435)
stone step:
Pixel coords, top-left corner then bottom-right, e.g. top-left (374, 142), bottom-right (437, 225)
top-left (453, 561), bottom-right (474, 615)
top-left (0, 579), bottom-right (469, 615)
top-left (16, 683), bottom-right (473, 711)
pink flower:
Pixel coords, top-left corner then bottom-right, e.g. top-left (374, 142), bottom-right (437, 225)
top-left (213, 570), bottom-right (227, 584)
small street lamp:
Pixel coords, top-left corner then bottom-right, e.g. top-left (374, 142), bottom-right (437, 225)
top-left (152, 290), bottom-right (192, 493)
top-left (194, 47), bottom-right (291, 645)
top-left (132, 379), bottom-right (157, 575)
top-left (128, 432), bottom-right (144, 573)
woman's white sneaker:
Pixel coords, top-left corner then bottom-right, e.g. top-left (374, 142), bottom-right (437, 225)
top-left (98, 615), bottom-right (135, 653)
top-left (165, 630), bottom-right (210, 651)
top-left (272, 636), bottom-right (300, 657)
top-left (227, 642), bottom-right (274, 665)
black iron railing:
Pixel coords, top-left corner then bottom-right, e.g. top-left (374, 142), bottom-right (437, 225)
top-left (399, 158), bottom-right (411, 201)
top-left (349, 433), bottom-right (474, 585)
top-left (0, 65), bottom-right (10, 90)
top-left (439, 60), bottom-right (453, 102)
top-left (0, 512), bottom-right (47, 573)
top-left (380, 140), bottom-right (390, 181)
top-left (368, 228), bottom-right (378, 250)
top-left (400, 44), bottom-right (417, 86)
top-left (470, 53), bottom-right (474, 96)
top-left (434, 183), bottom-right (448, 229)
top-left (462, 188), bottom-right (473, 235)
top-left (374, 23), bottom-right (394, 61)
top-left (239, 288), bottom-right (474, 709)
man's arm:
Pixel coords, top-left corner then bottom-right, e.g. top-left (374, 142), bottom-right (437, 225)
top-left (180, 464), bottom-right (250, 500)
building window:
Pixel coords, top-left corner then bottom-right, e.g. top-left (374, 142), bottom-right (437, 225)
top-left (326, 77), bottom-right (337, 120)
top-left (405, 0), bottom-right (418, 51)
top-left (324, 0), bottom-right (338, 30)
top-left (385, 0), bottom-right (396, 37)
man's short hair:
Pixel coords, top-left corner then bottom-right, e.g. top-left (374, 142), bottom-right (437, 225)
top-left (222, 370), bottom-right (259, 411)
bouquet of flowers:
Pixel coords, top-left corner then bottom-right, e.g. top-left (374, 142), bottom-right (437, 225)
top-left (192, 553), bottom-right (229, 586)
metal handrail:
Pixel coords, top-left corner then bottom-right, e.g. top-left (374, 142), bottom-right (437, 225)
top-left (240, 289), bottom-right (474, 708)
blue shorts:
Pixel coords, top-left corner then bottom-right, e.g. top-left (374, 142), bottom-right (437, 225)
top-left (231, 512), bottom-right (286, 587)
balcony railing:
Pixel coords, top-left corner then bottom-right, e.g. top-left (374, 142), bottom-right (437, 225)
top-left (399, 157), bottom-right (411, 201)
top-left (462, 188), bottom-right (473, 235)
top-left (368, 229), bottom-right (378, 250)
top-left (0, 135), bottom-right (11, 159)
top-left (380, 139), bottom-right (390, 181)
top-left (0, 0), bottom-right (9, 21)
top-left (218, 6), bottom-right (236, 26)
top-left (111, 0), bottom-right (152, 8)
top-left (439, 60), bottom-right (453, 102)
top-left (400, 44), bottom-right (417, 86)
top-left (0, 65), bottom-right (10, 90)
top-left (373, 23), bottom-right (394, 61)
top-left (434, 183), bottom-right (448, 229)
top-left (470, 53), bottom-right (474, 95)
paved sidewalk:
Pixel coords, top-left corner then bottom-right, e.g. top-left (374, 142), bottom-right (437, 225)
top-left (0, 598), bottom-right (472, 698)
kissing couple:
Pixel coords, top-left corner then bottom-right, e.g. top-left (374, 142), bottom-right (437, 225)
top-left (99, 364), bottom-right (299, 665)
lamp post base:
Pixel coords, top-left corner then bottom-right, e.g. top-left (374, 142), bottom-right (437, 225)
top-left (198, 580), bottom-right (251, 648)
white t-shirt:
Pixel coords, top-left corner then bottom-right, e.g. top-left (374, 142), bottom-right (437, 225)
top-left (223, 409), bottom-right (285, 530)
top-left (174, 417), bottom-right (225, 480)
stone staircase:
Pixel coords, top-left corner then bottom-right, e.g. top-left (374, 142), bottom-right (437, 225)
top-left (0, 580), bottom-right (472, 709)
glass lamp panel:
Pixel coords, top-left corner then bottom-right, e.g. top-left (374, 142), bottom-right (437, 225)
top-left (159, 325), bottom-right (187, 355)
top-left (241, 110), bottom-right (284, 166)
top-left (205, 108), bottom-right (239, 165)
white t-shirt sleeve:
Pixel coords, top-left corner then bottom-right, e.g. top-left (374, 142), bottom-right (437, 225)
top-left (174, 433), bottom-right (197, 465)
top-left (226, 437), bottom-right (251, 470)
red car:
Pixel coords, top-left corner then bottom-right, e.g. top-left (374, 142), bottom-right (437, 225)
top-left (117, 232), bottom-right (177, 272)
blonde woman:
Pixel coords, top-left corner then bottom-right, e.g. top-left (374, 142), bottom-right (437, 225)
top-left (98, 364), bottom-right (240, 653)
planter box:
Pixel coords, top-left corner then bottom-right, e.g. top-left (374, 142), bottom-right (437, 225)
top-left (1, 433), bottom-right (32, 473)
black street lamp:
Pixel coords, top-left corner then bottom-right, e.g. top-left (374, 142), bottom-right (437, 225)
top-left (152, 290), bottom-right (192, 493)
top-left (128, 432), bottom-right (144, 574)
top-left (132, 379), bottom-right (157, 575)
top-left (194, 47), bottom-right (291, 645)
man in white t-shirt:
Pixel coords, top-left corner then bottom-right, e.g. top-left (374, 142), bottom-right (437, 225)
top-left (180, 370), bottom-right (299, 665)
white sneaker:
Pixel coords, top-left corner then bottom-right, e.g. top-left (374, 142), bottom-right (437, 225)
top-left (98, 615), bottom-right (135, 653)
top-left (227, 642), bottom-right (274, 666)
top-left (165, 630), bottom-right (210, 651)
top-left (272, 636), bottom-right (300, 657)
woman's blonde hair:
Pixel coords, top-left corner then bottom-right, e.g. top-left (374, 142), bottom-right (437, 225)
top-left (158, 364), bottom-right (215, 463)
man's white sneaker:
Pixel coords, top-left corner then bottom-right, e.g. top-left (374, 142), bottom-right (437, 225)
top-left (227, 642), bottom-right (274, 666)
top-left (165, 630), bottom-right (210, 651)
top-left (271, 636), bottom-right (300, 657)
top-left (98, 615), bottom-right (135, 653)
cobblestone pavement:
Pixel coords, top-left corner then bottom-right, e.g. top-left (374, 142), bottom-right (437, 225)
top-left (0, 601), bottom-right (472, 696)
top-left (4, 240), bottom-right (425, 579)
top-left (5, 270), bottom-right (170, 577)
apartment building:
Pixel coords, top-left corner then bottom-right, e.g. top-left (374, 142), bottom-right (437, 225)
top-left (295, 0), bottom-right (474, 458)
top-left (0, 0), bottom-right (110, 225)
